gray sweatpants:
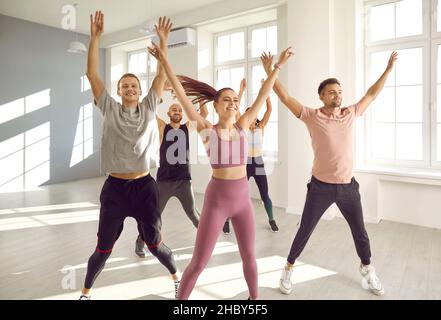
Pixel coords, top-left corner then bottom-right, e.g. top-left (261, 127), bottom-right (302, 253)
top-left (138, 180), bottom-right (200, 229)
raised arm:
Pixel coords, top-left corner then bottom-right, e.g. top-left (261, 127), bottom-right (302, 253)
top-left (258, 80), bottom-right (272, 129)
top-left (198, 102), bottom-right (209, 119)
top-left (86, 11), bottom-right (105, 100)
top-left (357, 51), bottom-right (398, 114)
top-left (235, 79), bottom-right (246, 121)
top-left (237, 47), bottom-right (293, 130)
top-left (150, 17), bottom-right (172, 99)
top-left (156, 115), bottom-right (166, 143)
top-left (261, 52), bottom-right (303, 118)
top-left (148, 43), bottom-right (211, 132)
top-left (185, 102), bottom-right (210, 132)
top-left (238, 78), bottom-right (246, 105)
top-left (156, 115), bottom-right (166, 131)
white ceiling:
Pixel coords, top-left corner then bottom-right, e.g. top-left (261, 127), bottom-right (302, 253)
top-left (197, 9), bottom-right (276, 33)
top-left (0, 0), bottom-right (225, 35)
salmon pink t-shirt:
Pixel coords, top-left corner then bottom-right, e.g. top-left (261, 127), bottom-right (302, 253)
top-left (299, 104), bottom-right (362, 184)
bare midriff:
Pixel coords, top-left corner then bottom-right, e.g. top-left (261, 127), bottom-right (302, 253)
top-left (109, 171), bottom-right (150, 180)
top-left (212, 166), bottom-right (247, 180)
top-left (248, 147), bottom-right (263, 158)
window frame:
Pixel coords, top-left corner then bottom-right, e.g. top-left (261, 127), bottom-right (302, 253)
top-left (364, 0), bottom-right (430, 47)
top-left (362, 0), bottom-right (441, 171)
top-left (127, 49), bottom-right (157, 98)
top-left (214, 27), bottom-right (247, 67)
top-left (431, 38), bottom-right (441, 167)
top-left (433, 0), bottom-right (441, 35)
top-left (247, 21), bottom-right (279, 60)
top-left (213, 21), bottom-right (279, 161)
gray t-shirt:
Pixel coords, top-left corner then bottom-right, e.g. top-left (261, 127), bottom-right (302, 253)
top-left (94, 88), bottom-right (160, 174)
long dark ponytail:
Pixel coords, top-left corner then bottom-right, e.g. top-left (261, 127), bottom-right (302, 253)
top-left (177, 75), bottom-right (234, 106)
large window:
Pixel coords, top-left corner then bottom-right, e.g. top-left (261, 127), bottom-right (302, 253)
top-left (364, 0), bottom-right (441, 169)
top-left (213, 22), bottom-right (278, 159)
top-left (127, 50), bottom-right (157, 97)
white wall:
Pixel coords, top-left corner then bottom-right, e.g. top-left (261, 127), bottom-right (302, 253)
top-left (355, 173), bottom-right (441, 228)
top-left (285, 0), bottom-right (338, 218)
top-left (0, 15), bottom-right (104, 187)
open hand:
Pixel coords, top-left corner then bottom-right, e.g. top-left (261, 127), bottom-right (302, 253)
top-left (90, 11), bottom-right (104, 37)
top-left (386, 51), bottom-right (398, 72)
top-left (276, 46), bottom-right (294, 67)
top-left (148, 42), bottom-right (166, 63)
top-left (260, 52), bottom-right (274, 74)
top-left (240, 78), bottom-right (247, 91)
top-left (155, 16), bottom-right (172, 41)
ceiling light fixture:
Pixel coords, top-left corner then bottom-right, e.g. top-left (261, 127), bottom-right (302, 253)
top-left (67, 4), bottom-right (87, 54)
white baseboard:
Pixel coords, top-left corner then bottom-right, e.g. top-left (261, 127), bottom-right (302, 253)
top-left (286, 206), bottom-right (335, 220)
top-left (285, 206), bottom-right (302, 216)
top-left (364, 216), bottom-right (381, 224)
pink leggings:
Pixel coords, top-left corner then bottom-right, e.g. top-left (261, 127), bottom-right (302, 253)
top-left (177, 176), bottom-right (258, 299)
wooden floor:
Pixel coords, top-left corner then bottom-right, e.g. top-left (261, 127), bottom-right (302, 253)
top-left (0, 176), bottom-right (440, 300)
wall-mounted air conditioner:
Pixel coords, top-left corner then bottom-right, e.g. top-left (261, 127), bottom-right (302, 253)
top-left (151, 27), bottom-right (196, 48)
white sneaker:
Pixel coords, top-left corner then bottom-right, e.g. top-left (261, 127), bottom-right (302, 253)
top-left (359, 264), bottom-right (385, 296)
top-left (279, 267), bottom-right (293, 295)
top-left (174, 280), bottom-right (180, 299)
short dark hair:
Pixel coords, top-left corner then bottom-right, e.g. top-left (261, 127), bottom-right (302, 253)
top-left (318, 78), bottom-right (341, 95)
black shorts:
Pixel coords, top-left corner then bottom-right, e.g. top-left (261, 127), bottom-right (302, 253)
top-left (96, 174), bottom-right (162, 252)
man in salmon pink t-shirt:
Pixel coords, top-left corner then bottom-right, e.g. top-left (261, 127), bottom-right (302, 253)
top-left (261, 50), bottom-right (398, 297)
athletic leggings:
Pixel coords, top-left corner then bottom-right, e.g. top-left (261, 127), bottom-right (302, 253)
top-left (84, 175), bottom-right (177, 289)
top-left (247, 156), bottom-right (273, 220)
top-left (137, 180), bottom-right (199, 233)
top-left (225, 156), bottom-right (274, 225)
top-left (177, 176), bottom-right (258, 300)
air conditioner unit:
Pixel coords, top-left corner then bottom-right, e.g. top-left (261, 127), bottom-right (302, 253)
top-left (151, 27), bottom-right (196, 48)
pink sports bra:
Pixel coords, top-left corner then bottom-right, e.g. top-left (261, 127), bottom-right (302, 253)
top-left (206, 124), bottom-right (248, 169)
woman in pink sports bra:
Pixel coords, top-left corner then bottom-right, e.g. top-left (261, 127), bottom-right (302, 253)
top-left (149, 42), bottom-right (293, 300)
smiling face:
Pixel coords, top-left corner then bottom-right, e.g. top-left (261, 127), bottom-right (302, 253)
top-left (320, 83), bottom-right (343, 109)
top-left (213, 89), bottom-right (239, 121)
top-left (167, 103), bottom-right (183, 123)
top-left (117, 75), bottom-right (141, 105)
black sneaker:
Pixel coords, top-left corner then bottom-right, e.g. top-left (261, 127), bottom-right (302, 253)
top-left (79, 295), bottom-right (90, 300)
top-left (135, 235), bottom-right (146, 257)
top-left (223, 221), bottom-right (230, 235)
top-left (269, 220), bottom-right (279, 233)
